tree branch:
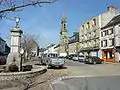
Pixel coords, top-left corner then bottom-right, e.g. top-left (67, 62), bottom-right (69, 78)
top-left (0, 0), bottom-right (57, 13)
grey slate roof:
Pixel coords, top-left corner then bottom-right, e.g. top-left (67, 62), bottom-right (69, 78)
top-left (0, 37), bottom-right (5, 42)
top-left (102, 14), bottom-right (120, 29)
top-left (68, 32), bottom-right (79, 44)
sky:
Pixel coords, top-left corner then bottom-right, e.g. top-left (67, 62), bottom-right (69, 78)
top-left (0, 0), bottom-right (120, 48)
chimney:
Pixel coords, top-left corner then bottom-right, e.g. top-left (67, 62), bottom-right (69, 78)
top-left (107, 6), bottom-right (117, 12)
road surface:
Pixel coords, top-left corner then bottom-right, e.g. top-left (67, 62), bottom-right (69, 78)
top-left (51, 59), bottom-right (120, 90)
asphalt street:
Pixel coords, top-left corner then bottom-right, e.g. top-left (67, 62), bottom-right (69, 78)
top-left (20, 59), bottom-right (120, 90)
top-left (52, 75), bottom-right (120, 90)
top-left (51, 59), bottom-right (120, 90)
top-left (65, 60), bottom-right (86, 66)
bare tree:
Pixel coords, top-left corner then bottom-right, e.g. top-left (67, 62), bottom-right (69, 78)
top-left (21, 34), bottom-right (39, 62)
top-left (0, 0), bottom-right (57, 19)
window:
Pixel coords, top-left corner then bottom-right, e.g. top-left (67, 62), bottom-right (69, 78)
top-left (119, 25), bottom-right (120, 33)
top-left (102, 31), bottom-right (106, 37)
top-left (93, 19), bottom-right (96, 26)
top-left (81, 35), bottom-right (84, 40)
top-left (109, 51), bottom-right (114, 58)
top-left (109, 28), bottom-right (113, 35)
top-left (112, 38), bottom-right (114, 46)
top-left (107, 30), bottom-right (109, 35)
top-left (87, 22), bottom-right (90, 29)
top-left (88, 33), bottom-right (91, 38)
top-left (101, 41), bottom-right (103, 47)
top-left (109, 38), bottom-right (114, 46)
top-left (64, 23), bottom-right (66, 29)
top-left (101, 32), bottom-right (103, 37)
top-left (104, 31), bottom-right (107, 36)
top-left (104, 40), bottom-right (107, 47)
top-left (93, 31), bottom-right (96, 37)
top-left (85, 34), bottom-right (87, 40)
top-left (82, 25), bottom-right (84, 30)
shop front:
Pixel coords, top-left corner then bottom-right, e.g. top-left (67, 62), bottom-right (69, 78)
top-left (102, 49), bottom-right (115, 62)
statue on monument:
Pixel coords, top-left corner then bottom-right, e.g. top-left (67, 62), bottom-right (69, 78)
top-left (15, 16), bottom-right (20, 28)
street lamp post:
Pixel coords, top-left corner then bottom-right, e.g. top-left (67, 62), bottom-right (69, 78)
top-left (20, 48), bottom-right (24, 71)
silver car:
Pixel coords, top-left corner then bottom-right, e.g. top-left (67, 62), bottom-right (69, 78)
top-left (41, 53), bottom-right (65, 68)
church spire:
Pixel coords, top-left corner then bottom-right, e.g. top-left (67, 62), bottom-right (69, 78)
top-left (60, 15), bottom-right (67, 34)
top-left (59, 15), bottom-right (68, 55)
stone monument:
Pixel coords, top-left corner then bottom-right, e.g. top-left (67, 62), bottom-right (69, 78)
top-left (6, 16), bottom-right (23, 71)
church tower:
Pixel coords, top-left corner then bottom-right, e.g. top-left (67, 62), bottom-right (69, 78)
top-left (59, 15), bottom-right (68, 56)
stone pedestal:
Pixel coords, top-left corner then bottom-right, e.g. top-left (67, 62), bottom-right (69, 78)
top-left (7, 28), bottom-right (23, 71)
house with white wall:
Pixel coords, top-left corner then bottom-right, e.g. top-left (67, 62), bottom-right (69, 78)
top-left (101, 14), bottom-right (120, 62)
top-left (44, 44), bottom-right (57, 54)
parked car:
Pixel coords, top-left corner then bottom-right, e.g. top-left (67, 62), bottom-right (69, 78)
top-left (66, 54), bottom-right (77, 60)
top-left (48, 56), bottom-right (65, 68)
top-left (78, 55), bottom-right (85, 62)
top-left (84, 56), bottom-right (104, 64)
top-left (41, 53), bottom-right (65, 68)
top-left (0, 56), bottom-right (6, 65)
top-left (72, 55), bottom-right (86, 62)
top-left (72, 55), bottom-right (79, 61)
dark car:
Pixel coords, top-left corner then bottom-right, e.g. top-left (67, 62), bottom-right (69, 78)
top-left (84, 56), bottom-right (104, 64)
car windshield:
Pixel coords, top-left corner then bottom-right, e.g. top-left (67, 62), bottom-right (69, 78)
top-left (79, 55), bottom-right (84, 57)
top-left (48, 53), bottom-right (58, 58)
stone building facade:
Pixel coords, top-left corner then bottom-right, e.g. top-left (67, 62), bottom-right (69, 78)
top-left (68, 32), bottom-right (79, 54)
top-left (79, 6), bottom-right (119, 58)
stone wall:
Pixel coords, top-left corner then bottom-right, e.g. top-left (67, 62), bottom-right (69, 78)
top-left (0, 66), bottom-right (47, 89)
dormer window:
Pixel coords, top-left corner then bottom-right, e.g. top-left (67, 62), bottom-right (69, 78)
top-left (93, 19), bottom-right (96, 26)
top-left (87, 22), bottom-right (90, 29)
top-left (82, 25), bottom-right (84, 30)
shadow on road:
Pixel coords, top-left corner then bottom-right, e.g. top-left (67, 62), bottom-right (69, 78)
top-left (48, 66), bottom-right (67, 70)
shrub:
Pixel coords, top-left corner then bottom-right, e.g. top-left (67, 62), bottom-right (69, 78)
top-left (22, 65), bottom-right (33, 71)
top-left (9, 64), bottom-right (19, 72)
